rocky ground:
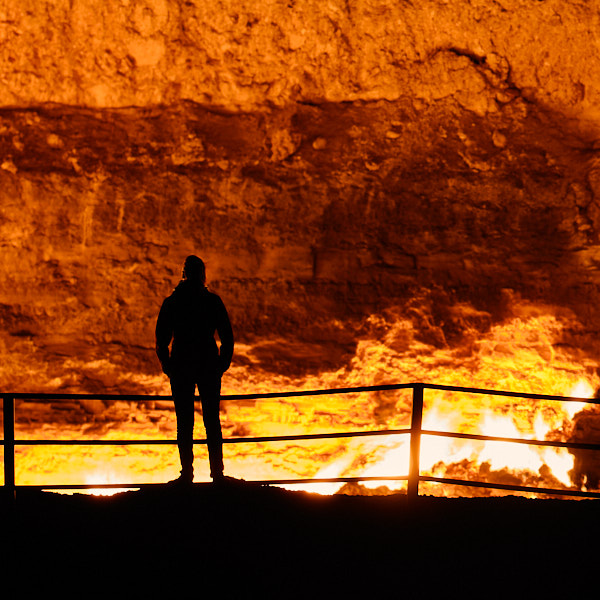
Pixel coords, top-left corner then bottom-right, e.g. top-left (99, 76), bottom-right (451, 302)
top-left (2, 483), bottom-right (600, 596)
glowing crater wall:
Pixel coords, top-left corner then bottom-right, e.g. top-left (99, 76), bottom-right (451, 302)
top-left (1, 0), bottom-right (600, 392)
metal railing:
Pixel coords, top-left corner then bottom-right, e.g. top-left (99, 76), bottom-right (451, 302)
top-left (3, 382), bottom-right (600, 499)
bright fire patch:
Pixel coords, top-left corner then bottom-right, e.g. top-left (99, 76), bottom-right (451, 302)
top-left (6, 310), bottom-right (600, 497)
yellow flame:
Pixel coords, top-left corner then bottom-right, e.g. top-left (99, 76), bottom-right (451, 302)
top-left (8, 310), bottom-right (600, 497)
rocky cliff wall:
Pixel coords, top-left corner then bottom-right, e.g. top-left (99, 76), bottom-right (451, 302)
top-left (2, 0), bottom-right (600, 391)
top-left (2, 1), bottom-right (600, 125)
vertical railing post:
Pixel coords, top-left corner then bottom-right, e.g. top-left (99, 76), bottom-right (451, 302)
top-left (407, 383), bottom-right (424, 500)
top-left (3, 395), bottom-right (15, 501)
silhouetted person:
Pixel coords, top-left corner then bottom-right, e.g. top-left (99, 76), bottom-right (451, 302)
top-left (155, 255), bottom-right (234, 484)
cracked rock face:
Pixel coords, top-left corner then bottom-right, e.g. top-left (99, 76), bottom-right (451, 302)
top-left (2, 0), bottom-right (600, 391)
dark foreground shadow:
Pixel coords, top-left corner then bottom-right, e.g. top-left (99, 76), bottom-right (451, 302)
top-left (4, 486), bottom-right (600, 596)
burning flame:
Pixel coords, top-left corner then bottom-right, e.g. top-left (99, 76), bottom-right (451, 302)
top-left (7, 308), bottom-right (600, 497)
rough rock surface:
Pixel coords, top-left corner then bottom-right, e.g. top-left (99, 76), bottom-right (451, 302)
top-left (2, 1), bottom-right (600, 391)
top-left (2, 0), bottom-right (600, 124)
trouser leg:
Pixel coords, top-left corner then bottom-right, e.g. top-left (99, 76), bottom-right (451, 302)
top-left (198, 375), bottom-right (224, 480)
top-left (171, 375), bottom-right (196, 480)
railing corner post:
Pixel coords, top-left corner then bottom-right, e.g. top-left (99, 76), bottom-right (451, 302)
top-left (2, 395), bottom-right (16, 504)
top-left (407, 383), bottom-right (424, 501)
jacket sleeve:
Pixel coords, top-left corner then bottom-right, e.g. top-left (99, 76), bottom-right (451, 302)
top-left (155, 298), bottom-right (173, 374)
top-left (215, 297), bottom-right (234, 373)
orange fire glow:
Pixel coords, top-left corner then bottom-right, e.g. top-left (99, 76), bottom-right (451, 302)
top-left (7, 308), bottom-right (600, 498)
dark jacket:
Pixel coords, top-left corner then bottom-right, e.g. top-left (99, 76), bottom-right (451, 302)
top-left (155, 280), bottom-right (234, 376)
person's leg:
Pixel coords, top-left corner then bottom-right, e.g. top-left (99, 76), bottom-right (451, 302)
top-left (198, 374), bottom-right (224, 481)
top-left (170, 373), bottom-right (196, 482)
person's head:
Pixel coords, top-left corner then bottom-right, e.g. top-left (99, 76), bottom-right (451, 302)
top-left (183, 255), bottom-right (206, 284)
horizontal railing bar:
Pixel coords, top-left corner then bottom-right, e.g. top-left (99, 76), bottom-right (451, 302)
top-left (7, 439), bottom-right (178, 446)
top-left (421, 429), bottom-right (600, 452)
top-left (420, 476), bottom-right (600, 499)
top-left (1, 393), bottom-right (173, 402)
top-left (1, 428), bottom-right (411, 446)
top-left (245, 476), bottom-right (409, 486)
top-left (4, 426), bottom-right (598, 452)
top-left (0, 384), bottom-right (413, 403)
top-left (218, 428), bottom-right (410, 444)
top-left (421, 383), bottom-right (600, 404)
top-left (2, 381), bottom-right (599, 404)
top-left (223, 384), bottom-right (415, 400)
top-left (16, 475), bottom-right (409, 491)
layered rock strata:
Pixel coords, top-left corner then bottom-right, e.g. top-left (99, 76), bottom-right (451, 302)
top-left (1, 1), bottom-right (600, 389)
